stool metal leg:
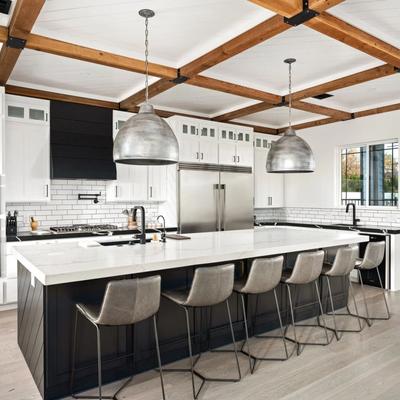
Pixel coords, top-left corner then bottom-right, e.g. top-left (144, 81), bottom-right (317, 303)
top-left (374, 267), bottom-right (391, 321)
top-left (325, 276), bottom-right (364, 334)
top-left (325, 276), bottom-right (341, 340)
top-left (153, 315), bottom-right (166, 400)
top-left (239, 294), bottom-right (254, 373)
top-left (358, 270), bottom-right (373, 327)
top-left (285, 284), bottom-right (300, 356)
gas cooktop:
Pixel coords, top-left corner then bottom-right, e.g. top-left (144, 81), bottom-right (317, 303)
top-left (49, 224), bottom-right (118, 233)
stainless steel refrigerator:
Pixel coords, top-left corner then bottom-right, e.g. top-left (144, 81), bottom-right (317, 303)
top-left (178, 163), bottom-right (254, 233)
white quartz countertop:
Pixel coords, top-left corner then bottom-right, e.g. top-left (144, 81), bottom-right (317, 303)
top-left (13, 227), bottom-right (368, 286)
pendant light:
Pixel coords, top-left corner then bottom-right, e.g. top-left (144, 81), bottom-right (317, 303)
top-left (266, 58), bottom-right (315, 173)
top-left (113, 9), bottom-right (179, 165)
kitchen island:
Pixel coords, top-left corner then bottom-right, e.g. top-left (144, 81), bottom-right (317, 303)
top-left (14, 227), bottom-right (367, 399)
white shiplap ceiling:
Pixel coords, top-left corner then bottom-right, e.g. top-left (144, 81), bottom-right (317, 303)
top-left (5, 0), bottom-right (400, 128)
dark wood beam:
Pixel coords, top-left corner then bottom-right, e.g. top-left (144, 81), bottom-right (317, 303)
top-left (0, 25), bottom-right (7, 42)
top-left (0, 0), bottom-right (45, 85)
top-left (354, 103), bottom-right (400, 119)
top-left (306, 13), bottom-right (400, 68)
top-left (291, 64), bottom-right (398, 101)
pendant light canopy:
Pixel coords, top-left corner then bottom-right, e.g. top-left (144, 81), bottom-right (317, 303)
top-left (266, 59), bottom-right (315, 173)
top-left (113, 9), bottom-right (179, 165)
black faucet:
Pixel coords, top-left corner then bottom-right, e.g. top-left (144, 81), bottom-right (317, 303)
top-left (156, 215), bottom-right (167, 242)
top-left (346, 203), bottom-right (360, 226)
top-left (133, 206), bottom-right (146, 244)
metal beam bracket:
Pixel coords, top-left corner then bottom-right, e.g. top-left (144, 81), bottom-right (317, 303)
top-left (171, 69), bottom-right (189, 84)
top-left (351, 113), bottom-right (356, 119)
top-left (276, 96), bottom-right (288, 107)
top-left (6, 36), bottom-right (27, 49)
top-left (284, 0), bottom-right (319, 26)
top-left (395, 67), bottom-right (400, 73)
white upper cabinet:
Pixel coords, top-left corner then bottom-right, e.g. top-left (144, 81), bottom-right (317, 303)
top-left (107, 110), bottom-right (167, 202)
top-left (5, 95), bottom-right (50, 203)
top-left (254, 133), bottom-right (284, 208)
top-left (169, 116), bottom-right (218, 164)
top-left (219, 124), bottom-right (253, 167)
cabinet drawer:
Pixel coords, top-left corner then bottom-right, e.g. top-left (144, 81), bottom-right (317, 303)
top-left (5, 278), bottom-right (17, 304)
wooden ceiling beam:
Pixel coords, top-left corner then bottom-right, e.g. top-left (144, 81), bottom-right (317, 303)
top-left (353, 103), bottom-right (400, 119)
top-left (0, 25), bottom-right (7, 42)
top-left (291, 64), bottom-right (398, 101)
top-left (213, 102), bottom-right (275, 122)
top-left (180, 15), bottom-right (291, 78)
top-left (0, 0), bottom-right (45, 85)
top-left (187, 75), bottom-right (281, 103)
top-left (306, 13), bottom-right (400, 68)
top-left (292, 100), bottom-right (351, 119)
top-left (25, 33), bottom-right (177, 79)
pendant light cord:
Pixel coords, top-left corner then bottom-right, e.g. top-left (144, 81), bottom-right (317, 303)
top-left (288, 62), bottom-right (292, 128)
top-left (144, 16), bottom-right (149, 104)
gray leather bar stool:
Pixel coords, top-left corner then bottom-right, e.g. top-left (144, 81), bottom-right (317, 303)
top-left (355, 241), bottom-right (390, 326)
top-left (234, 256), bottom-right (289, 373)
top-left (162, 264), bottom-right (241, 399)
top-left (281, 250), bottom-right (331, 356)
top-left (70, 276), bottom-right (165, 400)
top-left (320, 245), bottom-right (363, 340)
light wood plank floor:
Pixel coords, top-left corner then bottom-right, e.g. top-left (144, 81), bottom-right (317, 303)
top-left (1, 284), bottom-right (399, 400)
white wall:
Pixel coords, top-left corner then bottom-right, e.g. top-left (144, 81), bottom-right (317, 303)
top-left (284, 111), bottom-right (400, 208)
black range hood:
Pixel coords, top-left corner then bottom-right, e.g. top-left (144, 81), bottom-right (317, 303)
top-left (50, 101), bottom-right (116, 180)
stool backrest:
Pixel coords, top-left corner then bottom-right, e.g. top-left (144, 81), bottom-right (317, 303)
top-left (325, 245), bottom-right (358, 276)
top-left (186, 264), bottom-right (234, 307)
top-left (241, 256), bottom-right (284, 294)
top-left (96, 276), bottom-right (161, 326)
top-left (359, 241), bottom-right (385, 270)
top-left (286, 250), bottom-right (324, 285)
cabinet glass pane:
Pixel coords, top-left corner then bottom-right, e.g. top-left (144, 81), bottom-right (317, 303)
top-left (237, 132), bottom-right (243, 141)
top-left (229, 131), bottom-right (234, 140)
top-left (222, 130), bottom-right (227, 139)
top-left (263, 139), bottom-right (268, 148)
top-left (210, 128), bottom-right (215, 138)
top-left (201, 127), bottom-right (208, 136)
top-left (117, 120), bottom-right (126, 129)
top-left (190, 126), bottom-right (196, 135)
top-left (29, 108), bottom-right (46, 121)
top-left (256, 138), bottom-right (261, 147)
top-left (245, 133), bottom-right (250, 142)
top-left (182, 124), bottom-right (188, 134)
top-left (8, 105), bottom-right (24, 119)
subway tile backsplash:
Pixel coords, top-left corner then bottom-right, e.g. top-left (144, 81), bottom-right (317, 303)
top-left (255, 207), bottom-right (400, 228)
top-left (6, 180), bottom-right (160, 231)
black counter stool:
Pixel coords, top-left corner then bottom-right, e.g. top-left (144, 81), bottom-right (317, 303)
top-left (281, 250), bottom-right (331, 356)
top-left (355, 241), bottom-right (390, 326)
top-left (70, 276), bottom-right (165, 400)
top-left (234, 256), bottom-right (289, 373)
top-left (321, 245), bottom-right (362, 340)
top-left (162, 264), bottom-right (241, 399)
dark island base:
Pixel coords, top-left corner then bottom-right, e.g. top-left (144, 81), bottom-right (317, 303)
top-left (18, 254), bottom-right (349, 400)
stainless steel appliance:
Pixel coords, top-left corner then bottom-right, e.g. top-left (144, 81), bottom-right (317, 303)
top-left (178, 163), bottom-right (253, 234)
top-left (50, 224), bottom-right (118, 233)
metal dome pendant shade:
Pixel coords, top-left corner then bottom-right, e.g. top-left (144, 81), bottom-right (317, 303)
top-left (113, 9), bottom-right (179, 166)
top-left (266, 59), bottom-right (315, 173)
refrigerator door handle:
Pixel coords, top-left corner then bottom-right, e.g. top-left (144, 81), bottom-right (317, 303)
top-left (214, 184), bottom-right (220, 231)
top-left (220, 184), bottom-right (226, 231)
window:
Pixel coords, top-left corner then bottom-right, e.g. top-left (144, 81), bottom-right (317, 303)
top-left (340, 141), bottom-right (398, 207)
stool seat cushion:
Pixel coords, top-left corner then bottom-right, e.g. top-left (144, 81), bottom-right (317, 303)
top-left (233, 280), bottom-right (246, 293)
top-left (76, 303), bottom-right (101, 324)
top-left (354, 258), bottom-right (363, 269)
top-left (162, 288), bottom-right (190, 305)
top-left (320, 263), bottom-right (333, 276)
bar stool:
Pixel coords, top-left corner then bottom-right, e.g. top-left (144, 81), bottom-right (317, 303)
top-left (70, 276), bottom-right (165, 400)
top-left (233, 256), bottom-right (289, 373)
top-left (355, 241), bottom-right (390, 326)
top-left (281, 250), bottom-right (331, 356)
top-left (162, 264), bottom-right (241, 399)
top-left (320, 245), bottom-right (363, 340)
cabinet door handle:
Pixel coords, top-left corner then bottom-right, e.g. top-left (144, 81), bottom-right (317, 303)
top-left (237, 155), bottom-right (240, 163)
top-left (115, 186), bottom-right (118, 198)
top-left (201, 152), bottom-right (204, 160)
top-left (196, 152), bottom-right (199, 160)
top-left (45, 184), bottom-right (49, 198)
top-left (233, 155), bottom-right (236, 162)
top-left (150, 186), bottom-right (153, 198)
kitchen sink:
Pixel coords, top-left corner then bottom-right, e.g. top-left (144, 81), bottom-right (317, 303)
top-left (98, 238), bottom-right (151, 246)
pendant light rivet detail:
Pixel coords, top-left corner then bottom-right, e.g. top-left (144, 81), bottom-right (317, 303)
top-left (266, 58), bottom-right (315, 173)
top-left (113, 9), bottom-right (179, 165)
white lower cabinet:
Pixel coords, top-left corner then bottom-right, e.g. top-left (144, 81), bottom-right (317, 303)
top-left (254, 134), bottom-right (284, 208)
